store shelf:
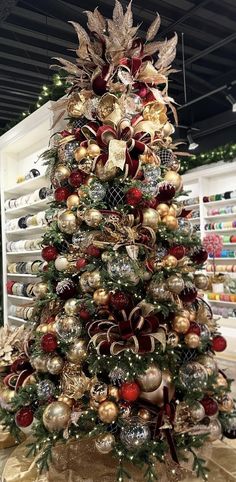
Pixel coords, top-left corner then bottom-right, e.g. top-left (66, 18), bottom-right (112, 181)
top-left (223, 243), bottom-right (236, 246)
top-left (204, 199), bottom-right (236, 208)
top-left (205, 213), bottom-right (236, 220)
top-left (207, 299), bottom-right (236, 306)
top-left (7, 273), bottom-right (38, 277)
top-left (183, 203), bottom-right (199, 210)
top-left (8, 316), bottom-right (27, 324)
top-left (4, 174), bottom-right (47, 196)
top-left (189, 217), bottom-right (200, 222)
top-left (7, 250), bottom-right (42, 256)
top-left (8, 294), bottom-right (34, 301)
top-left (5, 198), bottom-right (51, 217)
top-left (6, 225), bottom-right (46, 236)
top-left (204, 228), bottom-right (236, 233)
top-left (208, 257), bottom-right (236, 261)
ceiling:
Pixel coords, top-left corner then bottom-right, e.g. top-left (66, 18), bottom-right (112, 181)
top-left (0, 0), bottom-right (236, 148)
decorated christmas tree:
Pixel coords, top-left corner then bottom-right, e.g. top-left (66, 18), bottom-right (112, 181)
top-left (1, 3), bottom-right (235, 481)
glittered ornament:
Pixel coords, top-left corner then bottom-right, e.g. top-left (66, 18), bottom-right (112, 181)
top-left (61, 363), bottom-right (90, 399)
top-left (167, 331), bottom-right (179, 347)
top-left (58, 210), bottom-right (78, 234)
top-left (41, 333), bottom-right (58, 353)
top-left (88, 181), bottom-right (106, 202)
top-left (190, 247), bottom-right (208, 265)
top-left (196, 355), bottom-right (217, 376)
top-left (218, 393), bottom-right (234, 413)
top-left (93, 289), bottom-right (110, 305)
top-left (142, 208), bottom-right (160, 230)
top-left (95, 433), bottom-right (115, 454)
top-left (190, 401), bottom-right (205, 422)
top-left (54, 187), bottom-right (70, 202)
top-left (42, 245), bottom-right (58, 262)
top-left (162, 255), bottom-right (178, 268)
top-left (107, 256), bottom-right (139, 285)
top-left (172, 315), bottom-right (190, 334)
top-left (211, 335), bottom-right (227, 352)
top-left (168, 245), bottom-right (186, 260)
top-left (66, 339), bottom-right (87, 363)
top-left (37, 379), bottom-right (55, 400)
top-left (184, 333), bottom-right (200, 349)
top-left (109, 367), bottom-right (126, 386)
top-left (179, 362), bottom-right (208, 390)
top-left (33, 282), bottom-right (48, 299)
top-left (86, 245), bottom-right (101, 257)
top-left (138, 408), bottom-right (152, 421)
top-left (126, 187), bottom-right (143, 206)
top-left (120, 382), bottom-right (140, 402)
top-left (30, 355), bottom-right (48, 373)
top-left (157, 182), bottom-right (175, 202)
top-left (200, 396), bottom-right (218, 416)
top-left (194, 274), bottom-right (209, 290)
top-left (179, 284), bottom-right (197, 303)
top-left (15, 407), bottom-right (34, 428)
top-left (108, 386), bottom-right (119, 401)
top-left (120, 418), bottom-right (151, 449)
top-left (64, 298), bottom-right (79, 316)
top-left (55, 315), bottom-right (82, 342)
top-left (109, 291), bottom-right (130, 311)
top-left (56, 279), bottom-right (77, 300)
top-left (136, 364), bottom-right (162, 392)
top-left (84, 208), bottom-right (103, 227)
top-left (98, 400), bottom-right (119, 423)
top-left (166, 275), bottom-right (184, 294)
top-left (87, 269), bottom-right (102, 289)
top-left (207, 419), bottom-right (222, 442)
top-left (90, 383), bottom-right (108, 402)
top-left (43, 401), bottom-right (71, 432)
top-left (47, 355), bottom-right (64, 375)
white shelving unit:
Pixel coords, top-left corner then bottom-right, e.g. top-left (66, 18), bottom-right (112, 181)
top-left (183, 160), bottom-right (236, 359)
top-left (0, 101), bottom-right (62, 327)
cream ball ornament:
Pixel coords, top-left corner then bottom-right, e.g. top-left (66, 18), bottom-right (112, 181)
top-left (47, 355), bottom-right (64, 375)
top-left (43, 401), bottom-right (71, 432)
top-left (55, 256), bottom-right (69, 272)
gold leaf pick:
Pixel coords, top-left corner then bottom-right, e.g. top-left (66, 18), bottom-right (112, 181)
top-left (146, 13), bottom-right (161, 42)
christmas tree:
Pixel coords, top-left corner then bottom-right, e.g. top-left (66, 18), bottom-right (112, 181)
top-left (0, 2), bottom-right (235, 481)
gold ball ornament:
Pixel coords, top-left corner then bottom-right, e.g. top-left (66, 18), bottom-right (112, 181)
top-left (167, 331), bottom-right (179, 347)
top-left (108, 386), bottom-right (120, 402)
top-left (138, 408), bottom-right (152, 421)
top-left (215, 372), bottom-right (228, 389)
top-left (67, 339), bottom-right (87, 363)
top-left (84, 208), bottom-right (103, 227)
top-left (93, 289), bottom-right (110, 305)
top-left (162, 215), bottom-right (179, 230)
top-left (162, 255), bottom-right (178, 268)
top-left (57, 395), bottom-right (74, 408)
top-left (66, 194), bottom-right (80, 209)
top-left (87, 143), bottom-right (101, 158)
top-left (95, 433), bottom-right (115, 454)
top-left (218, 394), bottom-right (234, 413)
top-left (164, 171), bottom-right (182, 192)
top-left (196, 355), bottom-right (217, 376)
top-left (43, 401), bottom-right (71, 432)
top-left (88, 270), bottom-right (102, 289)
top-left (31, 355), bottom-right (49, 373)
top-left (58, 210), bottom-right (78, 234)
top-left (148, 280), bottom-right (171, 301)
top-left (54, 164), bottom-right (71, 182)
top-left (184, 333), bottom-right (201, 349)
top-left (55, 256), bottom-right (69, 272)
top-left (36, 323), bottom-right (49, 334)
top-left (64, 298), bottom-right (79, 316)
top-left (142, 208), bottom-right (160, 230)
top-left (140, 370), bottom-right (175, 407)
top-left (137, 364), bottom-right (162, 392)
top-left (90, 383), bottom-right (108, 403)
top-left (172, 315), bottom-right (190, 334)
top-left (79, 272), bottom-right (92, 293)
top-left (0, 388), bottom-right (15, 409)
top-left (166, 275), bottom-right (184, 294)
top-left (194, 274), bottom-right (209, 290)
top-left (33, 282), bottom-right (48, 299)
top-left (98, 400), bottom-right (119, 423)
top-left (47, 356), bottom-right (64, 375)
top-left (168, 205), bottom-right (177, 216)
top-left (156, 203), bottom-right (169, 217)
top-left (74, 146), bottom-right (87, 162)
top-left (178, 309), bottom-right (191, 320)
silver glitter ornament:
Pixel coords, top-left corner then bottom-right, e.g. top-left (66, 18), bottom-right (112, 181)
top-left (143, 164), bottom-right (161, 182)
top-left (88, 181), bottom-right (106, 202)
top-left (109, 367), bottom-right (126, 386)
top-left (190, 401), bottom-right (205, 422)
top-left (179, 362), bottom-right (208, 390)
top-left (107, 256), bottom-right (140, 285)
top-left (142, 180), bottom-right (159, 197)
top-left (55, 315), bottom-right (82, 342)
top-left (120, 418), bottom-right (151, 449)
top-left (37, 380), bottom-right (55, 400)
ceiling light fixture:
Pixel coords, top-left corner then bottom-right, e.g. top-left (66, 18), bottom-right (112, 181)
top-left (187, 131), bottom-right (199, 150)
top-left (226, 93), bottom-right (236, 113)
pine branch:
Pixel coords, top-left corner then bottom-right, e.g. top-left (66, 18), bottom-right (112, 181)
top-left (190, 449), bottom-right (209, 480)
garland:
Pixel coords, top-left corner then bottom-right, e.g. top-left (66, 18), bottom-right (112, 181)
top-left (180, 142), bottom-right (236, 173)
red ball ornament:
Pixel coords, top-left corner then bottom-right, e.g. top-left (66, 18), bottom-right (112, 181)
top-left (126, 187), bottom-right (143, 206)
top-left (110, 291), bottom-right (130, 311)
top-left (157, 183), bottom-right (176, 202)
top-left (142, 198), bottom-right (158, 209)
top-left (200, 396), bottom-right (218, 416)
top-left (168, 245), bottom-right (186, 260)
top-left (15, 407), bottom-right (34, 428)
top-left (179, 285), bottom-right (197, 303)
top-left (56, 279), bottom-right (77, 299)
top-left (54, 187), bottom-right (70, 202)
top-left (76, 258), bottom-right (87, 270)
top-left (211, 335), bottom-right (227, 352)
top-left (191, 247), bottom-right (208, 265)
top-left (86, 245), bottom-right (101, 257)
top-left (11, 356), bottom-right (30, 373)
top-left (68, 170), bottom-right (83, 188)
top-left (187, 322), bottom-right (201, 336)
top-left (41, 333), bottom-right (58, 353)
top-left (42, 246), bottom-right (58, 262)
top-left (120, 382), bottom-right (141, 402)
top-left (79, 309), bottom-right (91, 321)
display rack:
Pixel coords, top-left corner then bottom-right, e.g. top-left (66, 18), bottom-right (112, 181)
top-left (0, 101), bottom-right (64, 327)
top-left (182, 160), bottom-right (236, 358)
